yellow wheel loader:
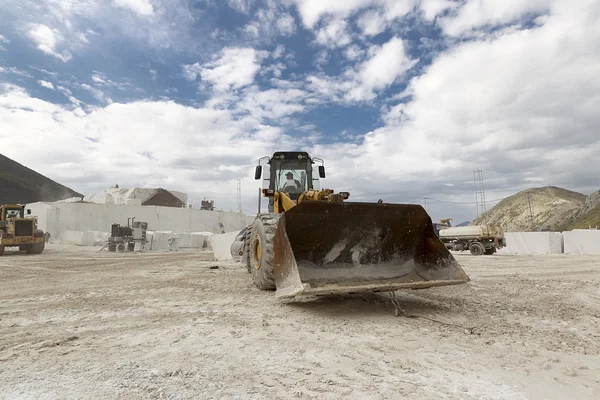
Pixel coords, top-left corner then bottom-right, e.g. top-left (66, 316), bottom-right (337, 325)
top-left (0, 204), bottom-right (45, 255)
top-left (241, 151), bottom-right (469, 299)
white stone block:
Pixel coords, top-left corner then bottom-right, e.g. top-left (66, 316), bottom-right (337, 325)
top-left (209, 231), bottom-right (239, 261)
top-left (62, 230), bottom-right (109, 246)
top-left (563, 230), bottom-right (600, 254)
top-left (147, 231), bottom-right (175, 250)
top-left (498, 232), bottom-right (563, 254)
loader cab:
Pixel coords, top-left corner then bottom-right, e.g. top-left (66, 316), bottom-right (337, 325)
top-left (1, 205), bottom-right (27, 220)
top-left (254, 151), bottom-right (326, 210)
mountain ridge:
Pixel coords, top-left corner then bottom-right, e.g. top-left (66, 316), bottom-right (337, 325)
top-left (0, 154), bottom-right (83, 205)
top-left (471, 186), bottom-right (592, 232)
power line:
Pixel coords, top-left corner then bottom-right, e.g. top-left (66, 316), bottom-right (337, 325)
top-left (426, 197), bottom-right (506, 205)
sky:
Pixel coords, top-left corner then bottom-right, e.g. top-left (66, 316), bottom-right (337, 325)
top-left (0, 0), bottom-right (599, 223)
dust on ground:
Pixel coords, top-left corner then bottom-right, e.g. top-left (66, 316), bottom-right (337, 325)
top-left (1, 245), bottom-right (599, 399)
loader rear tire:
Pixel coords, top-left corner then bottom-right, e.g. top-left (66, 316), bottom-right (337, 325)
top-left (469, 242), bottom-right (485, 256)
top-left (249, 215), bottom-right (280, 290)
top-left (484, 248), bottom-right (496, 255)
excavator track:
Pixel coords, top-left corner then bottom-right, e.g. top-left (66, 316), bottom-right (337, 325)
top-left (248, 214), bottom-right (281, 290)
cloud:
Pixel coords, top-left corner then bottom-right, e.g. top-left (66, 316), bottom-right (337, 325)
top-left (315, 19), bottom-right (352, 48)
top-left (307, 36), bottom-right (416, 103)
top-left (0, 83), bottom-right (294, 210)
top-left (293, 0), bottom-right (373, 28)
top-left (419, 0), bottom-right (458, 21)
top-left (276, 13), bottom-right (296, 36)
top-left (0, 34), bottom-right (8, 51)
top-left (227, 0), bottom-right (256, 14)
top-left (439, 0), bottom-right (555, 36)
top-left (243, 3), bottom-right (297, 40)
top-left (184, 47), bottom-right (269, 92)
top-left (356, 10), bottom-right (387, 36)
top-left (0, 66), bottom-right (34, 78)
top-left (344, 45), bottom-right (364, 60)
top-left (340, 0), bottom-right (600, 197)
top-left (112, 0), bottom-right (154, 16)
top-left (38, 80), bottom-right (55, 90)
top-left (26, 24), bottom-right (72, 62)
top-left (80, 84), bottom-right (111, 104)
top-left (293, 0), bottom-right (416, 28)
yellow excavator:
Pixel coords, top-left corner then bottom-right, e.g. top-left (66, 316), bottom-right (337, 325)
top-left (242, 151), bottom-right (469, 299)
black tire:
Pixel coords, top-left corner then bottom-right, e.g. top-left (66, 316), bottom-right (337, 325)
top-left (249, 214), bottom-right (280, 290)
top-left (484, 248), bottom-right (496, 255)
top-left (27, 242), bottom-right (45, 254)
top-left (243, 226), bottom-right (252, 273)
top-left (117, 243), bottom-right (126, 253)
top-left (19, 245), bottom-right (27, 251)
top-left (108, 243), bottom-right (117, 252)
top-left (0, 245), bottom-right (4, 256)
top-left (469, 242), bottom-right (485, 256)
top-left (127, 242), bottom-right (135, 252)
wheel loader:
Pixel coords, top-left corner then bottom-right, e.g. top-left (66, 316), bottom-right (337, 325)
top-left (0, 204), bottom-right (45, 255)
top-left (238, 151), bottom-right (470, 299)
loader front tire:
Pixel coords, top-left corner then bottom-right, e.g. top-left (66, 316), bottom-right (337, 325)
top-left (242, 226), bottom-right (252, 273)
top-left (27, 242), bottom-right (45, 254)
top-left (249, 215), bottom-right (279, 290)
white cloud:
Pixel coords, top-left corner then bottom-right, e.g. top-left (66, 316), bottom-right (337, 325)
top-left (293, 0), bottom-right (374, 28)
top-left (0, 84), bottom-right (295, 211)
top-left (26, 24), bottom-right (72, 62)
top-left (228, 0), bottom-right (256, 14)
top-left (0, 66), bottom-right (34, 78)
top-left (276, 13), bottom-right (296, 36)
top-left (80, 84), bottom-right (111, 104)
top-left (243, 3), bottom-right (296, 39)
top-left (357, 10), bottom-right (387, 36)
top-left (308, 37), bottom-right (415, 103)
top-left (315, 19), bottom-right (352, 48)
top-left (185, 47), bottom-right (269, 92)
top-left (419, 0), bottom-right (457, 21)
top-left (38, 80), bottom-right (55, 90)
top-left (341, 0), bottom-right (600, 196)
top-left (237, 86), bottom-right (308, 120)
top-left (293, 0), bottom-right (415, 27)
top-left (112, 0), bottom-right (154, 16)
top-left (439, 0), bottom-right (555, 36)
top-left (344, 45), bottom-right (364, 61)
top-left (182, 63), bottom-right (202, 81)
top-left (348, 37), bottom-right (416, 101)
top-left (0, 34), bottom-right (8, 51)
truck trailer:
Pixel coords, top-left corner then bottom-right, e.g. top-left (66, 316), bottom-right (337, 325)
top-left (437, 224), bottom-right (506, 256)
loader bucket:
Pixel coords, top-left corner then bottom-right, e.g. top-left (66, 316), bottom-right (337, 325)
top-left (273, 201), bottom-right (470, 299)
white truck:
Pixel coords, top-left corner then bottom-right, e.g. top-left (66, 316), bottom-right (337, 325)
top-left (438, 225), bottom-right (506, 256)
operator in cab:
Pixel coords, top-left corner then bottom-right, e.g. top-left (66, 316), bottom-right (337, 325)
top-left (283, 172), bottom-right (302, 192)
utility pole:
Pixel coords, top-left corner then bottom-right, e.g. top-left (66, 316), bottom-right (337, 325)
top-left (473, 169), bottom-right (486, 221)
top-left (423, 197), bottom-right (429, 214)
top-left (526, 192), bottom-right (536, 231)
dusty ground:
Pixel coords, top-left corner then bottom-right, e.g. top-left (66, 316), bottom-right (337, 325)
top-left (1, 245), bottom-right (599, 400)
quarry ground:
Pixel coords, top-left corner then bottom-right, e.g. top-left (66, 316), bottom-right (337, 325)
top-left (0, 245), bottom-right (599, 400)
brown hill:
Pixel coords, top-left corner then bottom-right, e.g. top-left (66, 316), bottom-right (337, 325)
top-left (563, 190), bottom-right (600, 230)
top-left (0, 153), bottom-right (82, 204)
top-left (471, 186), bottom-right (586, 232)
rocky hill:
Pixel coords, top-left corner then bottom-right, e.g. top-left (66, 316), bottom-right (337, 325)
top-left (471, 186), bottom-right (587, 232)
top-left (0, 154), bottom-right (82, 204)
top-left (564, 190), bottom-right (600, 230)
